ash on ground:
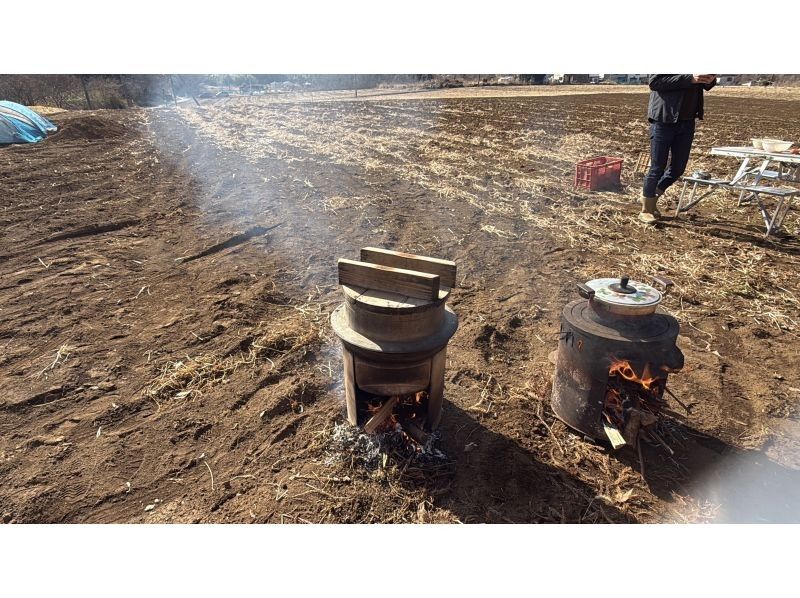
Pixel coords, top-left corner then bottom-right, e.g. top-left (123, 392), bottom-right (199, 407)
top-left (324, 421), bottom-right (448, 470)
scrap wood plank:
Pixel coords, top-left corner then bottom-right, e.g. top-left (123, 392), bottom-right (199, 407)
top-left (360, 247), bottom-right (456, 288)
top-left (603, 421), bottom-right (626, 450)
top-left (338, 258), bottom-right (440, 301)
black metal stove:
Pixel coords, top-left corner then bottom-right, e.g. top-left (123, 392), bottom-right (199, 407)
top-left (551, 276), bottom-right (684, 442)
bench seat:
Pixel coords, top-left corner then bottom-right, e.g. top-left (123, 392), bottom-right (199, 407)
top-left (676, 175), bottom-right (797, 237)
top-left (681, 177), bottom-right (730, 186)
top-left (729, 185), bottom-right (798, 197)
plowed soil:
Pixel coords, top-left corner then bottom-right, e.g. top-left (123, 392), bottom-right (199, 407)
top-left (2, 88), bottom-right (799, 523)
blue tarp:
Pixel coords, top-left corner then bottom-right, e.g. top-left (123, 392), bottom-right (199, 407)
top-left (0, 102), bottom-right (57, 144)
top-left (0, 115), bottom-right (29, 144)
top-left (0, 113), bottom-right (45, 143)
top-left (0, 101), bottom-right (57, 133)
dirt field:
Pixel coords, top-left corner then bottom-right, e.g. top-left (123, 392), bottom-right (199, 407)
top-left (2, 87), bottom-right (799, 523)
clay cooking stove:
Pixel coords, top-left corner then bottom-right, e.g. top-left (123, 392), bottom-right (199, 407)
top-left (331, 248), bottom-right (458, 439)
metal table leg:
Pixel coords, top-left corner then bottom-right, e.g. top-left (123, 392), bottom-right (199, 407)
top-left (731, 157), bottom-right (751, 185)
top-left (675, 180), bottom-right (689, 217)
top-left (676, 182), bottom-right (721, 214)
top-left (756, 194), bottom-right (789, 238)
top-left (737, 158), bottom-right (770, 205)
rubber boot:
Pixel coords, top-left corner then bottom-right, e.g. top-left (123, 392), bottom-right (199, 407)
top-left (638, 195), bottom-right (658, 224)
top-left (653, 187), bottom-right (665, 217)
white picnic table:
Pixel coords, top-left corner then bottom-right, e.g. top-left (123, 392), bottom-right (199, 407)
top-left (710, 146), bottom-right (800, 186)
top-left (674, 145), bottom-right (800, 237)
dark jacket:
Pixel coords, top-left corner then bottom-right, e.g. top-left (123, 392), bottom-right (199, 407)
top-left (647, 74), bottom-right (717, 123)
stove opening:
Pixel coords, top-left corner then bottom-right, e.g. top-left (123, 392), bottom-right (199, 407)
top-left (602, 359), bottom-right (669, 449)
top-left (356, 390), bottom-right (432, 446)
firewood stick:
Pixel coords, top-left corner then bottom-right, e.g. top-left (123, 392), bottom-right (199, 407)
top-left (664, 386), bottom-right (693, 414)
top-left (641, 429), bottom-right (674, 455)
top-left (658, 407), bottom-right (685, 420)
top-left (363, 397), bottom-right (398, 434)
top-left (397, 414), bottom-right (431, 445)
top-left (622, 409), bottom-right (642, 446)
top-left (669, 455), bottom-right (690, 474)
top-left (637, 436), bottom-right (646, 479)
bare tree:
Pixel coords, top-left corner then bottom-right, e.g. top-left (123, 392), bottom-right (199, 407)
top-left (41, 75), bottom-right (82, 108)
top-left (0, 75), bottom-right (39, 105)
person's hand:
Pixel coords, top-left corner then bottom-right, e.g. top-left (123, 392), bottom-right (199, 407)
top-left (692, 74), bottom-right (716, 84)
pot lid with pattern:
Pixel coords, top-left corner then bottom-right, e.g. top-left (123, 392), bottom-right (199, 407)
top-left (584, 276), bottom-right (662, 315)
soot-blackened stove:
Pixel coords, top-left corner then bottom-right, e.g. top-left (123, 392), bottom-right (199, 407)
top-left (551, 276), bottom-right (685, 447)
top-left (331, 247), bottom-right (458, 433)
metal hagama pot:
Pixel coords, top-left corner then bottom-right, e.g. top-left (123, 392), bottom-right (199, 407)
top-left (550, 275), bottom-right (685, 439)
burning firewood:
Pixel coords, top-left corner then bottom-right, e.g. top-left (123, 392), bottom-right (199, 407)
top-left (622, 409), bottom-right (641, 446)
top-left (397, 413), bottom-right (431, 446)
top-left (363, 396), bottom-right (399, 434)
top-left (608, 363), bottom-right (666, 431)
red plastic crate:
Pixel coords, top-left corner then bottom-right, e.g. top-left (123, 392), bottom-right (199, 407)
top-left (574, 156), bottom-right (623, 191)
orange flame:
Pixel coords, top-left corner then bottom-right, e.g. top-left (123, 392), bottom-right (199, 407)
top-left (608, 359), bottom-right (660, 390)
top-left (363, 392), bottom-right (430, 434)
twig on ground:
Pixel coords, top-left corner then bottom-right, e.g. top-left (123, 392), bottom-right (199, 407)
top-left (535, 403), bottom-right (565, 455)
top-left (469, 375), bottom-right (495, 413)
top-left (664, 386), bottom-right (693, 415)
top-left (36, 343), bottom-right (76, 378)
top-left (201, 454), bottom-right (215, 491)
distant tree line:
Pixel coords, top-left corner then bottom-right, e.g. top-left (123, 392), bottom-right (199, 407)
top-left (11, 73), bottom-right (754, 110)
top-left (0, 74), bottom-right (208, 109)
top-left (0, 74), bottom-right (447, 108)
top-left (0, 73), bottom-right (630, 110)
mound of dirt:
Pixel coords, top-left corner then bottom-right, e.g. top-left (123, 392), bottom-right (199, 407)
top-left (53, 115), bottom-right (129, 141)
top-left (26, 105), bottom-right (67, 116)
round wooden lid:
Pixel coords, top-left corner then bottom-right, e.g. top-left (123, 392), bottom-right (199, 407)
top-left (341, 284), bottom-right (450, 314)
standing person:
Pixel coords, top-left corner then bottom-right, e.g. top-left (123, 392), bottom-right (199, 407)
top-left (640, 74), bottom-right (717, 223)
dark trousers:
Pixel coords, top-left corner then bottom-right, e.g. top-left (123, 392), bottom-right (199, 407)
top-left (643, 120), bottom-right (696, 198)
